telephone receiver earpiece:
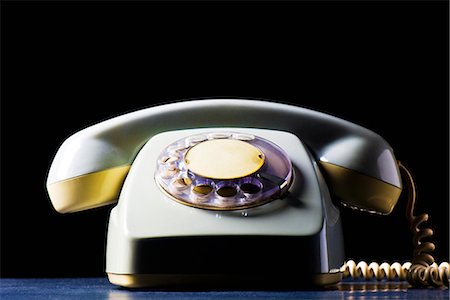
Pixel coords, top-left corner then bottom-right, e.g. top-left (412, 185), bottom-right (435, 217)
top-left (46, 99), bottom-right (402, 214)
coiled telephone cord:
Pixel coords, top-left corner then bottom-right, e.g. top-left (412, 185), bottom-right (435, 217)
top-left (341, 162), bottom-right (449, 288)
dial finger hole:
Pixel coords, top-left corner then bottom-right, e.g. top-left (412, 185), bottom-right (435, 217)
top-left (216, 183), bottom-right (238, 198)
top-left (191, 184), bottom-right (213, 203)
top-left (240, 183), bottom-right (262, 194)
top-left (160, 168), bottom-right (179, 179)
top-left (240, 178), bottom-right (263, 195)
top-left (171, 176), bottom-right (192, 190)
top-left (185, 135), bottom-right (208, 146)
top-left (215, 182), bottom-right (238, 207)
top-left (232, 133), bottom-right (255, 141)
top-left (159, 156), bottom-right (179, 167)
top-left (208, 132), bottom-right (231, 139)
top-left (193, 184), bottom-right (213, 196)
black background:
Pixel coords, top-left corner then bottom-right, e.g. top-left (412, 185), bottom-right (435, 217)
top-left (2, 1), bottom-right (448, 277)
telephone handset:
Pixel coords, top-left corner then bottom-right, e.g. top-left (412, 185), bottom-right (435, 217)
top-left (46, 99), bottom-right (448, 288)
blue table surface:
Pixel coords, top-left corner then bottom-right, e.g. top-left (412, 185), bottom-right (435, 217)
top-left (0, 278), bottom-right (448, 299)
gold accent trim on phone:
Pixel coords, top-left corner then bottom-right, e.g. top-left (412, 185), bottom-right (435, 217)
top-left (47, 165), bottom-right (131, 213)
top-left (107, 272), bottom-right (342, 288)
top-left (319, 162), bottom-right (402, 214)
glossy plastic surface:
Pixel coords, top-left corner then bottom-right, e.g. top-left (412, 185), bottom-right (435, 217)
top-left (47, 99), bottom-right (401, 189)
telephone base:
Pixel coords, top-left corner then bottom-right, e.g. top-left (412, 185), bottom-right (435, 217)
top-left (104, 129), bottom-right (346, 289)
top-left (107, 272), bottom-right (343, 289)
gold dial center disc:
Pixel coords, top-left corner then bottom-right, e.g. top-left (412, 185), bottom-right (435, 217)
top-left (184, 139), bottom-right (264, 179)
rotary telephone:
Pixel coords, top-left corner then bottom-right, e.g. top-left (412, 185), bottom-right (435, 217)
top-left (46, 99), bottom-right (448, 288)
